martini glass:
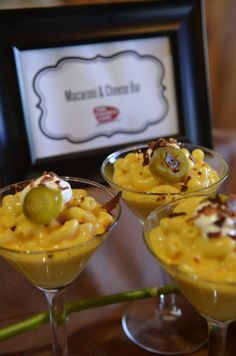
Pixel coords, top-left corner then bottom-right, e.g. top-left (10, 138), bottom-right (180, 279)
top-left (0, 177), bottom-right (120, 356)
top-left (101, 143), bottom-right (228, 354)
top-left (144, 195), bottom-right (236, 356)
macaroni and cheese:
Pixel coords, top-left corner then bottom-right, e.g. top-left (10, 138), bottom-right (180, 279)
top-left (146, 194), bottom-right (236, 321)
top-left (0, 173), bottom-right (117, 288)
top-left (109, 138), bottom-right (223, 223)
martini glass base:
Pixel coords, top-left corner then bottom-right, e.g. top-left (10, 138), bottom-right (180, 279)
top-left (122, 294), bottom-right (208, 355)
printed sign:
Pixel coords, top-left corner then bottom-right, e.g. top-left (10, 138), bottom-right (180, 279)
top-left (14, 37), bottom-right (179, 162)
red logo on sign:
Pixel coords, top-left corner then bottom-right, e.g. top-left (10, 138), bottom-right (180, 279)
top-left (94, 106), bottom-right (119, 124)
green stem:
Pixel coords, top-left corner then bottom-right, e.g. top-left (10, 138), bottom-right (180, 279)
top-left (0, 285), bottom-right (179, 342)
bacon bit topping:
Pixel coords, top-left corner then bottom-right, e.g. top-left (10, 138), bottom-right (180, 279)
top-left (192, 194), bottom-right (236, 239)
top-left (156, 196), bottom-right (166, 202)
top-left (180, 184), bottom-right (188, 192)
top-left (214, 216), bottom-right (226, 227)
top-left (55, 179), bottom-right (69, 191)
top-left (208, 231), bottom-right (221, 238)
top-left (57, 215), bottom-right (67, 225)
top-left (189, 155), bottom-right (196, 163)
top-left (186, 176), bottom-right (191, 183)
top-left (142, 138), bottom-right (182, 166)
top-left (169, 212), bottom-right (187, 218)
top-left (148, 140), bottom-right (160, 151)
top-left (143, 150), bottom-right (150, 166)
top-left (41, 175), bottom-right (54, 183)
top-left (37, 172), bottom-right (55, 187)
top-left (180, 176), bottom-right (191, 191)
top-left (149, 138), bottom-right (181, 151)
top-left (36, 172), bottom-right (70, 194)
top-left (197, 206), bottom-right (218, 216)
top-left (101, 191), bottom-right (121, 212)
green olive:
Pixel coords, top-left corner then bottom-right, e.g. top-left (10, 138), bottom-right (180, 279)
top-left (149, 147), bottom-right (189, 183)
top-left (23, 186), bottom-right (63, 224)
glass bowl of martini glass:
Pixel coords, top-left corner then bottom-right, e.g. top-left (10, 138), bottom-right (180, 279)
top-left (101, 138), bottom-right (228, 355)
top-left (0, 173), bottom-right (120, 355)
top-left (144, 193), bottom-right (236, 356)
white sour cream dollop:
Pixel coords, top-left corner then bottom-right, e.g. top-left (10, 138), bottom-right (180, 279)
top-left (20, 172), bottom-right (72, 205)
top-left (194, 214), bottom-right (236, 237)
top-left (193, 198), bottom-right (236, 238)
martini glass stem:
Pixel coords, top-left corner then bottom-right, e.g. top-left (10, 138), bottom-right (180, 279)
top-left (159, 293), bottom-right (182, 319)
top-left (207, 319), bottom-right (229, 356)
top-left (159, 268), bottom-right (181, 319)
top-left (44, 288), bottom-right (68, 356)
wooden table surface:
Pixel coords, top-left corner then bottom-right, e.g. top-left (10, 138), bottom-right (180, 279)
top-left (0, 132), bottom-right (236, 355)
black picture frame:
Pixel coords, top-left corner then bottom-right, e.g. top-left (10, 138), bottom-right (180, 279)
top-left (0, 0), bottom-right (212, 185)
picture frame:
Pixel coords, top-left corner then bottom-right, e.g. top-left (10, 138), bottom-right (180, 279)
top-left (0, 0), bottom-right (212, 185)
